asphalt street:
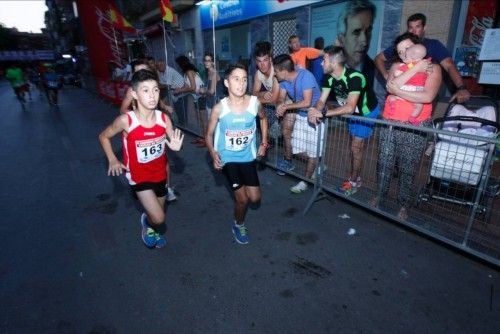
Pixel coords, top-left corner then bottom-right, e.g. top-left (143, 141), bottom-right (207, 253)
top-left (0, 81), bottom-right (499, 333)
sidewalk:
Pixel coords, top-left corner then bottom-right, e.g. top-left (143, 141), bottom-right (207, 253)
top-left (0, 81), bottom-right (498, 333)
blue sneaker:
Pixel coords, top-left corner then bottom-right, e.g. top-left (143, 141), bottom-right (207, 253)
top-left (154, 232), bottom-right (167, 248)
top-left (276, 159), bottom-right (294, 176)
top-left (232, 224), bottom-right (249, 244)
top-left (140, 213), bottom-right (157, 248)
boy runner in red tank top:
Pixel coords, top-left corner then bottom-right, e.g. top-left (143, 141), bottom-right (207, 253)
top-left (99, 69), bottom-right (184, 249)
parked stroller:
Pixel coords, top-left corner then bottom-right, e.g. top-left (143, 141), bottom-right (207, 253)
top-left (418, 96), bottom-right (500, 222)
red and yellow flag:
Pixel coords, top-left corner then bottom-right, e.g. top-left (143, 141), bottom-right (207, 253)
top-left (108, 4), bottom-right (137, 33)
top-left (160, 0), bottom-right (175, 23)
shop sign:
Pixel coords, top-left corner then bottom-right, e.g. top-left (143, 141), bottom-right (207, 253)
top-left (0, 50), bottom-right (55, 61)
top-left (199, 0), bottom-right (323, 29)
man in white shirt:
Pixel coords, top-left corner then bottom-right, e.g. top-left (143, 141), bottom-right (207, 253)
top-left (157, 60), bottom-right (184, 96)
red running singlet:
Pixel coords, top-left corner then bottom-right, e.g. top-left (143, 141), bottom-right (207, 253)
top-left (123, 110), bottom-right (168, 185)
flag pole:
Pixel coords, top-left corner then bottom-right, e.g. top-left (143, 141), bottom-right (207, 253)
top-left (211, 2), bottom-right (216, 97)
top-left (162, 20), bottom-right (168, 66)
top-left (112, 26), bottom-right (119, 56)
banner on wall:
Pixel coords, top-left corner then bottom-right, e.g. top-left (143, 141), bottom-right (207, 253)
top-left (77, 0), bottom-right (128, 105)
top-left (199, 0), bottom-right (323, 30)
top-left (310, 0), bottom-right (383, 60)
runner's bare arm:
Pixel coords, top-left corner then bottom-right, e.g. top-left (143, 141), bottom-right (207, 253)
top-left (205, 102), bottom-right (224, 170)
top-left (99, 115), bottom-right (128, 176)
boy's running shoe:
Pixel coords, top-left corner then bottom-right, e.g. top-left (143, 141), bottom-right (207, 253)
top-left (276, 159), bottom-right (294, 176)
top-left (232, 223), bottom-right (249, 244)
top-left (166, 187), bottom-right (177, 202)
top-left (154, 233), bottom-right (167, 248)
top-left (140, 213), bottom-right (157, 248)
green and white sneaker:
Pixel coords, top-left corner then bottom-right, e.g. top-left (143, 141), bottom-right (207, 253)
top-left (140, 213), bottom-right (157, 248)
top-left (232, 223), bottom-right (249, 244)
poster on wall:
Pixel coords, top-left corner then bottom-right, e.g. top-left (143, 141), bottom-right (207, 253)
top-left (454, 46), bottom-right (480, 77)
top-left (479, 62), bottom-right (500, 84)
top-left (310, 0), bottom-right (383, 61)
top-left (215, 29), bottom-right (231, 60)
top-left (478, 29), bottom-right (500, 61)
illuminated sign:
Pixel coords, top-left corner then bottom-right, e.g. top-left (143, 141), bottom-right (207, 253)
top-left (199, 0), bottom-right (323, 29)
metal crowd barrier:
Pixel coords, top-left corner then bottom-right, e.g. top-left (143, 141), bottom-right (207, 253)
top-left (171, 97), bottom-right (500, 266)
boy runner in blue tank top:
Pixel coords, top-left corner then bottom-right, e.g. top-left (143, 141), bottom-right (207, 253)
top-left (205, 64), bottom-right (269, 244)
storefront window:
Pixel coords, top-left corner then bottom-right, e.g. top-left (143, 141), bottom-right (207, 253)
top-left (214, 24), bottom-right (250, 69)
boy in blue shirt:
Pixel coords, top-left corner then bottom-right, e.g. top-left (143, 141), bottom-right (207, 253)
top-left (205, 64), bottom-right (269, 244)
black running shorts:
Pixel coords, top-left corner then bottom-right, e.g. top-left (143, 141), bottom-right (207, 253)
top-left (131, 179), bottom-right (167, 198)
top-left (222, 161), bottom-right (260, 191)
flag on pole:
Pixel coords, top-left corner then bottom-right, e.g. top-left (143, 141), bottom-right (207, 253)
top-left (108, 4), bottom-right (137, 33)
top-left (160, 0), bottom-right (175, 23)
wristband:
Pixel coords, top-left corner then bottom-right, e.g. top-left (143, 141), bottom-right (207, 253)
top-left (260, 142), bottom-right (270, 149)
top-left (457, 85), bottom-right (467, 91)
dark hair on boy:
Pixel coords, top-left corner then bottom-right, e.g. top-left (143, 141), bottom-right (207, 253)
top-left (272, 54), bottom-right (294, 72)
top-left (131, 69), bottom-right (159, 90)
top-left (253, 41), bottom-right (272, 58)
top-left (407, 13), bottom-right (426, 27)
top-left (224, 63), bottom-right (246, 79)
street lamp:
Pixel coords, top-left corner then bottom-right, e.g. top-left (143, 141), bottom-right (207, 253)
top-left (196, 0), bottom-right (218, 96)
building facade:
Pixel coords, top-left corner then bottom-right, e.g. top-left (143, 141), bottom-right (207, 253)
top-left (69, 0), bottom-right (498, 101)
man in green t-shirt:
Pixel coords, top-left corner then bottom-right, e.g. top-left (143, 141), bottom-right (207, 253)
top-left (308, 46), bottom-right (381, 196)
